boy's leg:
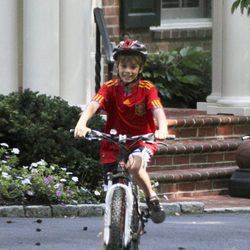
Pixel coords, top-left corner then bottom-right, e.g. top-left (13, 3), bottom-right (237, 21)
top-left (126, 155), bottom-right (156, 197)
top-left (126, 152), bottom-right (166, 223)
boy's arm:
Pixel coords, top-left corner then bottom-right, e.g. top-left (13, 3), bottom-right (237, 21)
top-left (153, 108), bottom-right (168, 139)
top-left (74, 101), bottom-right (100, 138)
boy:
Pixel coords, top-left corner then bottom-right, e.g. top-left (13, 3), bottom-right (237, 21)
top-left (74, 39), bottom-right (168, 223)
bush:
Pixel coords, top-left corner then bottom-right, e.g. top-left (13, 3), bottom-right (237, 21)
top-left (0, 144), bottom-right (104, 205)
top-left (0, 89), bottom-right (105, 193)
top-left (143, 47), bottom-right (211, 108)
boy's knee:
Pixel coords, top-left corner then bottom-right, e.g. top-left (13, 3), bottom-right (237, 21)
top-left (126, 155), bottom-right (143, 174)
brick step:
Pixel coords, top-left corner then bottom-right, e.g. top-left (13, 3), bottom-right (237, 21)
top-left (149, 108), bottom-right (250, 197)
top-left (149, 166), bottom-right (238, 182)
top-left (165, 108), bottom-right (250, 139)
top-left (149, 137), bottom-right (241, 171)
top-left (149, 166), bottom-right (239, 199)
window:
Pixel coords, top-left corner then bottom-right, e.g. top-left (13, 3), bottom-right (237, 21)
top-left (120, 0), bottom-right (161, 29)
top-left (150, 0), bottom-right (212, 41)
top-left (161, 0), bottom-right (211, 20)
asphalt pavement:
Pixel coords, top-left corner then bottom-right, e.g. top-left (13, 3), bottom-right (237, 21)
top-left (1, 213), bottom-right (250, 250)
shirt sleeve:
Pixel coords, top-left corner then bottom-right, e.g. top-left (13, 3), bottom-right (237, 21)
top-left (92, 83), bottom-right (109, 111)
top-left (147, 84), bottom-right (163, 110)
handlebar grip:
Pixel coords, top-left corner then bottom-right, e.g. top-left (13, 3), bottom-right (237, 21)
top-left (166, 134), bottom-right (176, 140)
top-left (242, 135), bottom-right (250, 141)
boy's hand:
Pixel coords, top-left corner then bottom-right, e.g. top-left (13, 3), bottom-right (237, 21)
top-left (74, 126), bottom-right (91, 138)
top-left (155, 129), bottom-right (168, 140)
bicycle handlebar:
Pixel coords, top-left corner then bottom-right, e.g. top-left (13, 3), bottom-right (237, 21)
top-left (85, 130), bottom-right (156, 144)
top-left (70, 129), bottom-right (175, 144)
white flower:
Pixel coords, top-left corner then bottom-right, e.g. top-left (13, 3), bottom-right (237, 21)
top-left (2, 172), bottom-right (9, 178)
top-left (26, 190), bottom-right (34, 196)
top-left (61, 168), bottom-right (67, 171)
top-left (31, 169), bottom-right (38, 175)
top-left (94, 190), bottom-right (101, 196)
top-left (60, 178), bottom-right (67, 182)
top-left (0, 143), bottom-right (9, 148)
top-left (30, 162), bottom-right (38, 168)
top-left (37, 159), bottom-right (46, 165)
top-left (2, 172), bottom-right (11, 180)
top-left (72, 176), bottom-right (78, 182)
top-left (1, 160), bottom-right (7, 164)
top-left (54, 183), bottom-right (60, 189)
top-left (11, 148), bottom-right (20, 154)
top-left (21, 178), bottom-right (31, 185)
top-left (66, 172), bottom-right (73, 175)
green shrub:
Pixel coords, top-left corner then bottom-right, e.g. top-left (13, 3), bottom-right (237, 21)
top-left (142, 47), bottom-right (211, 108)
top-left (0, 144), bottom-right (104, 205)
top-left (0, 89), bottom-right (105, 192)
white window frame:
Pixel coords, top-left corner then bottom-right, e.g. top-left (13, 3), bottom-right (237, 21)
top-left (151, 0), bottom-right (212, 30)
top-left (161, 0), bottom-right (205, 19)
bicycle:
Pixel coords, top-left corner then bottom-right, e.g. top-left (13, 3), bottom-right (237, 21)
top-left (83, 129), bottom-right (156, 250)
top-left (74, 128), bottom-right (175, 249)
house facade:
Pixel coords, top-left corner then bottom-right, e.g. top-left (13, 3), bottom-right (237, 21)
top-left (0, 0), bottom-right (250, 114)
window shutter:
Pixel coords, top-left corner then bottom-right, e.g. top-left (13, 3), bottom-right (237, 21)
top-left (121, 0), bottom-right (161, 29)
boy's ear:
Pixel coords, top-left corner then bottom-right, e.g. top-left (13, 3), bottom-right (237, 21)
top-left (139, 66), bottom-right (144, 73)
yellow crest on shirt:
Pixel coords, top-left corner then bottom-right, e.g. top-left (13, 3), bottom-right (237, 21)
top-left (135, 103), bottom-right (146, 116)
top-left (123, 99), bottom-right (131, 105)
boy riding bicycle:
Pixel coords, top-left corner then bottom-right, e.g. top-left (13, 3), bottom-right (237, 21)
top-left (74, 39), bottom-right (169, 223)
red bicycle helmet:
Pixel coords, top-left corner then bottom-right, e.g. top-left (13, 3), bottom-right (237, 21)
top-left (113, 39), bottom-right (148, 62)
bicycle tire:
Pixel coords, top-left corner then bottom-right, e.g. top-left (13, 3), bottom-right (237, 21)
top-left (106, 187), bottom-right (126, 250)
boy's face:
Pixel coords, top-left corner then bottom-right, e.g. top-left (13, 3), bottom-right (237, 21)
top-left (117, 58), bottom-right (143, 84)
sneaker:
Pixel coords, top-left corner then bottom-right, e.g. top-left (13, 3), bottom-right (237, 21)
top-left (146, 196), bottom-right (166, 224)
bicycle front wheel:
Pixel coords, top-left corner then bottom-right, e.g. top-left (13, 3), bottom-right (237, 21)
top-left (107, 187), bottom-right (126, 250)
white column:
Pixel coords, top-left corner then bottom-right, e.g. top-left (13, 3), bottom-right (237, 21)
top-left (207, 0), bottom-right (250, 115)
top-left (0, 0), bottom-right (19, 95)
top-left (23, 0), bottom-right (60, 96)
top-left (60, 0), bottom-right (91, 106)
top-left (60, 0), bottom-right (100, 106)
top-left (206, 0), bottom-right (223, 103)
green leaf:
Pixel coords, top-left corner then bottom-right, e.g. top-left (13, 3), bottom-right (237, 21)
top-left (231, 0), bottom-right (241, 13)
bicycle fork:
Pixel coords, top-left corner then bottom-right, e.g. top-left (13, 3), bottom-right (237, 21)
top-left (103, 183), bottom-right (134, 247)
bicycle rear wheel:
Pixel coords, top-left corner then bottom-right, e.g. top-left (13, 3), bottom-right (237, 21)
top-left (106, 187), bottom-right (126, 250)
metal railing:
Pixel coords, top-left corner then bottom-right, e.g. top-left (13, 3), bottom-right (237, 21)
top-left (94, 8), bottom-right (114, 93)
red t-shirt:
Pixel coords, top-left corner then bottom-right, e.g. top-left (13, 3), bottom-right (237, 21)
top-left (93, 79), bottom-right (163, 164)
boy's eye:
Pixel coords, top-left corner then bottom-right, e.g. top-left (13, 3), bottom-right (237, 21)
top-left (121, 64), bottom-right (138, 69)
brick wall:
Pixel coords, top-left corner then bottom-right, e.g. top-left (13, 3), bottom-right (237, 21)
top-left (102, 0), bottom-right (212, 53)
top-left (102, 0), bottom-right (120, 41)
